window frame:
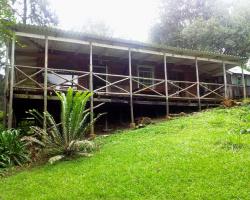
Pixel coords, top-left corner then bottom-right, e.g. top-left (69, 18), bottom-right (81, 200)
top-left (137, 65), bottom-right (155, 88)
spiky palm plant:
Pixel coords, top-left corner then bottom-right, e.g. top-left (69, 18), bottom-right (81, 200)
top-left (0, 129), bottom-right (29, 168)
top-left (23, 88), bottom-right (101, 163)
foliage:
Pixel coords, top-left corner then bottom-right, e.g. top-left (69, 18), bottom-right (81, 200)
top-left (0, 0), bottom-right (15, 71)
top-left (0, 111), bottom-right (4, 133)
top-left (0, 129), bottom-right (29, 168)
top-left (242, 98), bottom-right (250, 105)
top-left (151, 0), bottom-right (250, 57)
top-left (17, 119), bottom-right (36, 136)
top-left (0, 111), bottom-right (3, 121)
top-left (23, 88), bottom-right (101, 163)
top-left (0, 0), bottom-right (15, 41)
top-left (11, 0), bottom-right (58, 26)
top-left (0, 106), bottom-right (250, 199)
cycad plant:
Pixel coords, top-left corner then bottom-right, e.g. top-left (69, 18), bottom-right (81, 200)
top-left (24, 88), bottom-right (101, 163)
top-left (0, 129), bottom-right (29, 168)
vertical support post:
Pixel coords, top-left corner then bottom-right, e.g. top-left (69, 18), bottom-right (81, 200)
top-left (241, 64), bottom-right (246, 99)
top-left (43, 36), bottom-right (48, 130)
top-left (8, 35), bottom-right (15, 129)
top-left (128, 49), bottom-right (134, 126)
top-left (3, 42), bottom-right (9, 128)
top-left (195, 57), bottom-right (201, 111)
top-left (89, 42), bottom-right (94, 136)
top-left (163, 53), bottom-right (169, 116)
top-left (223, 62), bottom-right (228, 99)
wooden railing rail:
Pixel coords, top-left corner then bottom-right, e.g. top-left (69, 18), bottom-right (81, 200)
top-left (12, 65), bottom-right (227, 100)
top-left (199, 82), bottom-right (224, 99)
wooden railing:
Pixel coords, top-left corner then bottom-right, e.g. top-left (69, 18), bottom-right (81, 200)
top-left (132, 76), bottom-right (165, 98)
top-left (168, 80), bottom-right (198, 99)
top-left (14, 65), bottom-right (44, 90)
top-left (227, 84), bottom-right (244, 99)
top-left (200, 82), bottom-right (224, 99)
top-left (93, 72), bottom-right (130, 95)
top-left (13, 65), bottom-right (228, 100)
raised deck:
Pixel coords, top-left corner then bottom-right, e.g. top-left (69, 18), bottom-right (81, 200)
top-left (4, 24), bottom-right (247, 131)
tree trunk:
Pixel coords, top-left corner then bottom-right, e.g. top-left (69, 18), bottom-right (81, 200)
top-left (23, 0), bottom-right (27, 24)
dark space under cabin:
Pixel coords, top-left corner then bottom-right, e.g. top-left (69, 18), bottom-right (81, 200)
top-left (3, 24), bottom-right (247, 133)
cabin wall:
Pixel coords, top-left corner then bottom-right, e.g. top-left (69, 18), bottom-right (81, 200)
top-left (15, 50), bottom-right (204, 96)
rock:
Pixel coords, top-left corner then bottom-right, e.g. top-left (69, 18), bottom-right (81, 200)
top-left (166, 115), bottom-right (172, 120)
top-left (75, 140), bottom-right (95, 152)
top-left (221, 99), bottom-right (237, 108)
top-left (136, 124), bottom-right (146, 129)
top-left (180, 112), bottom-right (186, 116)
top-left (130, 123), bottom-right (136, 129)
top-left (77, 152), bottom-right (93, 157)
top-left (135, 117), bottom-right (152, 125)
top-left (48, 155), bottom-right (65, 164)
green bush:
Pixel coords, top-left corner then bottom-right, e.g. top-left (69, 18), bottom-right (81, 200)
top-left (0, 111), bottom-right (4, 132)
top-left (0, 129), bottom-right (29, 168)
top-left (18, 119), bottom-right (36, 136)
top-left (0, 111), bottom-right (3, 121)
top-left (23, 88), bottom-right (102, 164)
top-left (242, 98), bottom-right (250, 105)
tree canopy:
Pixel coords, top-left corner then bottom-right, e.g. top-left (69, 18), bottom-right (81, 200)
top-left (151, 0), bottom-right (250, 57)
top-left (11, 0), bottom-right (58, 26)
top-left (0, 0), bottom-right (15, 42)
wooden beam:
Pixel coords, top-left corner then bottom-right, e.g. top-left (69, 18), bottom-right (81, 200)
top-left (241, 65), bottom-right (246, 98)
top-left (195, 58), bottom-right (201, 110)
top-left (129, 49), bottom-right (134, 125)
top-left (15, 31), bottom-right (242, 65)
top-left (3, 42), bottom-right (9, 128)
top-left (8, 35), bottom-right (15, 128)
top-left (164, 53), bottom-right (169, 116)
top-left (28, 38), bottom-right (44, 50)
top-left (43, 36), bottom-right (48, 129)
top-left (223, 62), bottom-right (228, 98)
top-left (89, 42), bottom-right (94, 136)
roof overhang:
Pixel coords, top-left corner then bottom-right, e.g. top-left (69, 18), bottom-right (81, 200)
top-left (12, 23), bottom-right (247, 65)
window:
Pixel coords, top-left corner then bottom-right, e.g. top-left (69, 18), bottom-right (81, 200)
top-left (137, 65), bottom-right (154, 87)
top-left (237, 76), bottom-right (242, 85)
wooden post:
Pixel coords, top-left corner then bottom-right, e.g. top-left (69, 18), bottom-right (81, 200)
top-left (241, 65), bottom-right (246, 99)
top-left (3, 42), bottom-right (9, 128)
top-left (8, 35), bottom-right (15, 129)
top-left (89, 42), bottom-right (94, 136)
top-left (163, 53), bottom-right (169, 116)
top-left (43, 36), bottom-right (48, 130)
top-left (223, 62), bottom-right (228, 99)
top-left (128, 49), bottom-right (135, 127)
top-left (195, 57), bottom-right (201, 111)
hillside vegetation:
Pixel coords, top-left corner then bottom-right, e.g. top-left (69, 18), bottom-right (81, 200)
top-left (1, 106), bottom-right (250, 200)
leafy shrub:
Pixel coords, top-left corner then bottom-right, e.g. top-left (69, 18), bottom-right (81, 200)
top-left (24, 88), bottom-right (102, 164)
top-left (18, 119), bottom-right (36, 136)
top-left (0, 111), bottom-right (3, 121)
top-left (0, 111), bottom-right (4, 132)
top-left (0, 129), bottom-right (29, 168)
top-left (242, 98), bottom-right (250, 105)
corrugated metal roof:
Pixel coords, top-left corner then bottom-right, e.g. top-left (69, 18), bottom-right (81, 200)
top-left (13, 23), bottom-right (247, 64)
top-left (228, 66), bottom-right (250, 75)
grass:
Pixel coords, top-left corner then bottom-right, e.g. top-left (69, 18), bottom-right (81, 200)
top-left (0, 111), bottom-right (4, 132)
top-left (1, 106), bottom-right (250, 199)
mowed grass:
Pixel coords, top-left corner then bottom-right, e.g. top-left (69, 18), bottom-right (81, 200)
top-left (1, 107), bottom-right (250, 200)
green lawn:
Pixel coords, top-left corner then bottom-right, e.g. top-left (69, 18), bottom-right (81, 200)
top-left (1, 106), bottom-right (250, 200)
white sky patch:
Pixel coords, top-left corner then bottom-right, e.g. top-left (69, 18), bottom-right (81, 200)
top-left (49, 0), bottom-right (160, 41)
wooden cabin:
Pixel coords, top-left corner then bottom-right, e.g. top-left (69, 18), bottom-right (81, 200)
top-left (4, 24), bottom-right (247, 133)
